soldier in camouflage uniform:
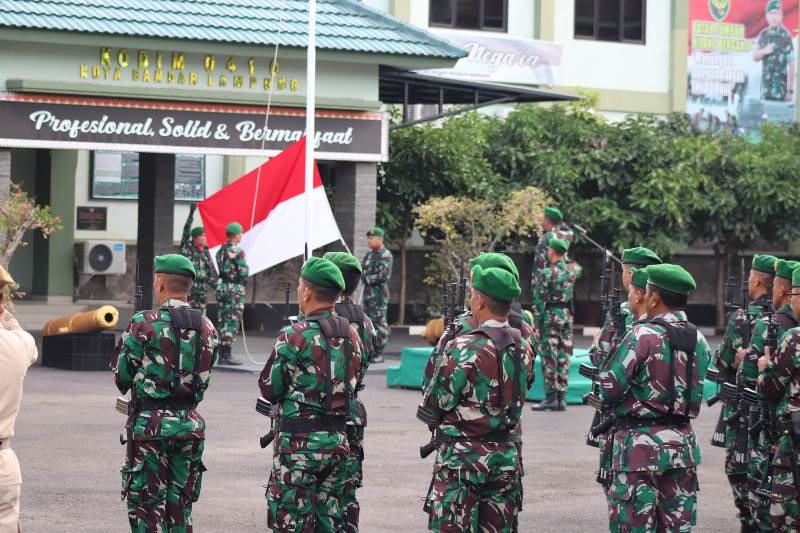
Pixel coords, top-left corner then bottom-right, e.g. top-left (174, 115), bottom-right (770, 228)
top-left (714, 254), bottom-right (775, 530)
top-left (757, 266), bottom-right (800, 531)
top-left (111, 254), bottom-right (218, 533)
top-left (259, 257), bottom-right (363, 532)
top-left (532, 206), bottom-right (575, 273)
top-left (743, 259), bottom-right (800, 532)
top-left (323, 251), bottom-right (377, 533)
top-left (753, 0), bottom-right (796, 102)
top-left (179, 203), bottom-right (214, 315)
top-left (215, 222), bottom-right (248, 366)
top-left (598, 264), bottom-right (711, 532)
top-left (420, 264), bottom-right (535, 532)
top-left (532, 238), bottom-right (581, 411)
top-left (362, 227), bottom-right (393, 363)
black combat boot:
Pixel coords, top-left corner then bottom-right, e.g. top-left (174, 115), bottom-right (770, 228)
top-left (531, 393), bottom-right (558, 411)
top-left (740, 523), bottom-right (757, 533)
top-left (226, 345), bottom-right (243, 366)
top-left (556, 392), bottom-right (567, 411)
top-left (218, 344), bottom-right (230, 364)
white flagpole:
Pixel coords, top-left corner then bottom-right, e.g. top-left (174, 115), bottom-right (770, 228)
top-left (304, 0), bottom-right (316, 261)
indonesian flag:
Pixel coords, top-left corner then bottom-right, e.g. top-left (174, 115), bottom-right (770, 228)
top-left (197, 137), bottom-right (343, 275)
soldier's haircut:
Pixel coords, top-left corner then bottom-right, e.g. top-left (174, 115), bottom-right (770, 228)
top-left (545, 215), bottom-right (560, 225)
top-left (158, 273), bottom-right (193, 294)
top-left (340, 269), bottom-right (361, 295)
top-left (651, 285), bottom-right (688, 309)
top-left (753, 270), bottom-right (774, 283)
top-left (474, 289), bottom-right (511, 316)
top-left (305, 279), bottom-right (340, 303)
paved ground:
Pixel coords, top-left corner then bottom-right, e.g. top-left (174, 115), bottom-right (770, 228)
top-left (16, 350), bottom-right (738, 532)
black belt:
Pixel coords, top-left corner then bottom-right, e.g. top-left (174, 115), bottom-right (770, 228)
top-left (437, 430), bottom-right (512, 444)
top-left (615, 415), bottom-right (691, 430)
top-left (280, 416), bottom-right (347, 433)
top-left (547, 302), bottom-right (571, 308)
top-left (137, 398), bottom-right (198, 411)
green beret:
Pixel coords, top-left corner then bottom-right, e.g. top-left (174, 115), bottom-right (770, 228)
top-left (622, 247), bottom-right (662, 266)
top-left (468, 253), bottom-right (519, 282)
top-left (631, 267), bottom-right (649, 289)
top-left (543, 206), bottom-right (563, 222)
top-left (471, 265), bottom-right (521, 303)
top-left (776, 259), bottom-right (800, 280)
top-left (154, 254), bottom-right (196, 279)
top-left (226, 221), bottom-right (243, 235)
top-left (767, 0), bottom-right (781, 12)
top-left (323, 251), bottom-right (362, 275)
top-left (301, 257), bottom-right (345, 291)
top-left (190, 226), bottom-right (204, 237)
top-left (366, 227), bottom-right (385, 237)
top-left (548, 238), bottom-right (569, 254)
top-left (793, 267), bottom-right (800, 288)
top-left (752, 254), bottom-right (778, 275)
top-left (646, 263), bottom-right (696, 295)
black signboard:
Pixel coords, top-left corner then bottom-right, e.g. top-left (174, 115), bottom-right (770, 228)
top-left (76, 206), bottom-right (107, 230)
top-left (0, 94), bottom-right (387, 161)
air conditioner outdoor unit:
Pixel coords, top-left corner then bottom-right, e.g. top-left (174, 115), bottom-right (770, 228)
top-left (75, 241), bottom-right (127, 275)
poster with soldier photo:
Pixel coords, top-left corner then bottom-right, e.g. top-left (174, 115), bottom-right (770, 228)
top-left (688, 0), bottom-right (798, 140)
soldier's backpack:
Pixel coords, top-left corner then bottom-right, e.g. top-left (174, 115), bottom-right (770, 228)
top-left (643, 318), bottom-right (698, 417)
top-left (167, 307), bottom-right (211, 397)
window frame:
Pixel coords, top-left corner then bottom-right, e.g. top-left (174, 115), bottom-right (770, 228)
top-left (573, 0), bottom-right (647, 45)
top-left (429, 0), bottom-right (509, 33)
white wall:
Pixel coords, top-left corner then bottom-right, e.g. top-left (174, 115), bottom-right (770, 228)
top-left (552, 0), bottom-right (671, 93)
top-left (73, 150), bottom-right (224, 244)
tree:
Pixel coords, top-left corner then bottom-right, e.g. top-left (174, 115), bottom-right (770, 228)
top-left (377, 112), bottom-right (498, 323)
top-left (413, 186), bottom-right (550, 284)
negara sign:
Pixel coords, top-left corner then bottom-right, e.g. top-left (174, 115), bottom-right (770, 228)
top-left (0, 93), bottom-right (388, 161)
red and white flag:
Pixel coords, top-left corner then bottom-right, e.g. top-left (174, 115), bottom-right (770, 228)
top-left (197, 137), bottom-right (343, 275)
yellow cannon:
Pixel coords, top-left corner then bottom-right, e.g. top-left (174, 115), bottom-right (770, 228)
top-left (42, 305), bottom-right (119, 336)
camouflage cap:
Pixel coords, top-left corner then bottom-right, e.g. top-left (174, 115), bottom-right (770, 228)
top-left (753, 254), bottom-right (778, 275)
top-left (468, 252), bottom-right (519, 282)
top-left (471, 265), bottom-right (521, 303)
top-left (226, 221), bottom-right (243, 235)
top-left (631, 267), bottom-right (649, 289)
top-left (190, 226), bottom-right (204, 237)
top-left (155, 254), bottom-right (196, 279)
top-left (366, 227), bottom-right (385, 237)
top-left (776, 259), bottom-right (800, 280)
top-left (543, 206), bottom-right (563, 222)
top-left (622, 247), bottom-right (662, 266)
top-left (646, 263), bottom-right (696, 295)
top-left (548, 238), bottom-right (569, 254)
top-left (323, 251), bottom-right (362, 275)
top-left (301, 257), bottom-right (345, 290)
top-left (767, 0), bottom-right (782, 12)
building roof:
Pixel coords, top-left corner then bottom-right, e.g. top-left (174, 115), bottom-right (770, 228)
top-left (0, 0), bottom-right (467, 59)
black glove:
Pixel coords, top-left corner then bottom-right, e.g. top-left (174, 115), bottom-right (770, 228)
top-left (190, 202), bottom-right (197, 213)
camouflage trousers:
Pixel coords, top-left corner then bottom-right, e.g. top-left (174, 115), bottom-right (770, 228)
top-left (747, 438), bottom-right (773, 532)
top-left (216, 282), bottom-right (245, 347)
top-left (120, 438), bottom-right (205, 533)
top-left (607, 468), bottom-right (698, 533)
top-left (767, 460), bottom-right (800, 532)
top-left (428, 466), bottom-right (520, 532)
top-left (539, 310), bottom-right (573, 394)
top-left (725, 446), bottom-right (751, 525)
top-left (363, 298), bottom-right (388, 357)
top-left (188, 283), bottom-right (208, 316)
top-left (266, 451), bottom-right (347, 532)
top-left (344, 426), bottom-right (365, 533)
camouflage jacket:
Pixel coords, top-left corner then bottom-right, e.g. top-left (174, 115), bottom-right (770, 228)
top-left (740, 303), bottom-right (796, 385)
top-left (422, 319), bottom-right (535, 472)
top-left (758, 327), bottom-right (800, 465)
top-left (598, 311), bottom-right (711, 471)
top-left (179, 212), bottom-right (214, 286)
top-left (532, 259), bottom-right (581, 320)
top-left (588, 301), bottom-right (634, 367)
top-left (336, 295), bottom-right (377, 426)
top-left (258, 308), bottom-right (363, 454)
top-left (216, 241), bottom-right (249, 285)
top-left (757, 24), bottom-right (795, 100)
top-left (111, 299), bottom-right (219, 440)
top-left (533, 224), bottom-right (575, 272)
top-left (361, 246), bottom-right (393, 302)
top-left (713, 296), bottom-right (771, 378)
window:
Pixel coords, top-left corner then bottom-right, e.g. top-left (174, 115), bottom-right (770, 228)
top-left (429, 0), bottom-right (507, 31)
top-left (91, 151), bottom-right (206, 201)
top-left (574, 0), bottom-right (646, 43)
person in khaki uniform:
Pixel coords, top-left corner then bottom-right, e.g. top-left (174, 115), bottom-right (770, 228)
top-left (0, 266), bottom-right (38, 533)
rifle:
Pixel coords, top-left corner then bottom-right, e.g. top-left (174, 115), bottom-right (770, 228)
top-left (118, 258), bottom-right (145, 465)
top-left (256, 282), bottom-right (292, 449)
top-left (725, 257), bottom-right (752, 463)
top-left (568, 223), bottom-right (622, 265)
